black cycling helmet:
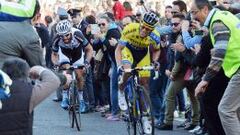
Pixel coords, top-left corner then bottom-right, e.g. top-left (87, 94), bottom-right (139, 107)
top-left (142, 11), bottom-right (159, 29)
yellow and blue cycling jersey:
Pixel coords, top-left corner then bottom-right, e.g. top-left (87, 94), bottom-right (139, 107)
top-left (119, 23), bottom-right (160, 49)
top-left (119, 23), bottom-right (161, 77)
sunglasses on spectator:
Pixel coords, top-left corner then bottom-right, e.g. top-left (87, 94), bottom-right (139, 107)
top-left (223, 1), bottom-right (230, 4)
top-left (190, 10), bottom-right (199, 15)
top-left (98, 23), bottom-right (106, 27)
top-left (171, 11), bottom-right (179, 14)
top-left (171, 22), bottom-right (180, 27)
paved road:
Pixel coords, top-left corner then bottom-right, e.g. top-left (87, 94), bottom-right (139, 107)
top-left (33, 94), bottom-right (191, 135)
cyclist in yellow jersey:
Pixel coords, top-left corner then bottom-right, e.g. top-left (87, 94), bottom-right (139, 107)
top-left (115, 11), bottom-right (161, 111)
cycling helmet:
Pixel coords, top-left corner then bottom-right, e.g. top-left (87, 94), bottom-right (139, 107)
top-left (56, 20), bottom-right (72, 36)
top-left (142, 11), bottom-right (159, 29)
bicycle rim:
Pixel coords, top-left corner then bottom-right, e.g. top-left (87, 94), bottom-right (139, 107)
top-left (138, 86), bottom-right (154, 135)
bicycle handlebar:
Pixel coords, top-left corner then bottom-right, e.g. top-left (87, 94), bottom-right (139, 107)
top-left (118, 66), bottom-right (159, 84)
top-left (54, 65), bottom-right (85, 71)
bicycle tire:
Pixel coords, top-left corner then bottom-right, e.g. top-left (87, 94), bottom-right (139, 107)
top-left (137, 86), bottom-right (154, 135)
top-left (74, 90), bottom-right (81, 131)
top-left (68, 83), bottom-right (81, 131)
top-left (124, 85), bottom-right (136, 135)
top-left (68, 88), bottom-right (74, 128)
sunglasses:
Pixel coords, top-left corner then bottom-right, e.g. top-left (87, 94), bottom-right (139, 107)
top-left (171, 11), bottom-right (179, 14)
top-left (171, 22), bottom-right (180, 27)
top-left (141, 25), bottom-right (153, 32)
top-left (60, 33), bottom-right (71, 38)
top-left (223, 1), bottom-right (230, 4)
top-left (190, 10), bottom-right (199, 15)
top-left (98, 23), bottom-right (106, 27)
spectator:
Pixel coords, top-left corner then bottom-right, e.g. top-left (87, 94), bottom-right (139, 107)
top-left (172, 0), bottom-right (188, 17)
top-left (135, 11), bottom-right (142, 23)
top-left (0, 58), bottom-right (61, 135)
top-left (192, 0), bottom-right (240, 134)
top-left (93, 15), bottom-right (121, 120)
top-left (0, 1), bottom-right (44, 68)
top-left (112, 0), bottom-right (125, 21)
top-left (44, 15), bottom-right (53, 28)
top-left (0, 0), bottom-right (37, 21)
top-left (121, 15), bottom-right (135, 28)
top-left (44, 15), bottom-right (54, 68)
top-left (160, 5), bottom-right (173, 26)
top-left (158, 13), bottom-right (200, 131)
top-left (123, 1), bottom-right (133, 17)
top-left (34, 17), bottom-right (52, 68)
top-left (67, 8), bottom-right (82, 28)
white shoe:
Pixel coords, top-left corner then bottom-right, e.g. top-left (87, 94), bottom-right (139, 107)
top-left (189, 125), bottom-right (201, 133)
top-left (142, 116), bottom-right (152, 134)
top-left (174, 110), bottom-right (179, 118)
top-left (118, 91), bottom-right (128, 111)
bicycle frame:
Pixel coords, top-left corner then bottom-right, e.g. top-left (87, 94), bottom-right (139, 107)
top-left (122, 66), bottom-right (158, 135)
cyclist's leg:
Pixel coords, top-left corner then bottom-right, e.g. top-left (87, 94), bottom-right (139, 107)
top-left (136, 48), bottom-right (151, 91)
top-left (118, 47), bottom-right (133, 111)
top-left (73, 56), bottom-right (87, 113)
top-left (136, 48), bottom-right (153, 133)
top-left (58, 48), bottom-right (71, 109)
top-left (72, 52), bottom-right (85, 90)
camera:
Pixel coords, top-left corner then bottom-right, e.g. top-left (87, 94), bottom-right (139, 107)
top-left (140, 0), bottom-right (144, 5)
top-left (195, 30), bottom-right (204, 35)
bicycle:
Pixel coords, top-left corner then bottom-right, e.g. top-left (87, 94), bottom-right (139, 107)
top-left (119, 66), bottom-right (159, 135)
top-left (58, 65), bottom-right (84, 131)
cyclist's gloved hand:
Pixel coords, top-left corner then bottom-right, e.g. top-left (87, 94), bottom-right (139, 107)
top-left (84, 60), bottom-right (91, 74)
top-left (117, 65), bottom-right (124, 75)
top-left (84, 60), bottom-right (90, 68)
top-left (153, 61), bottom-right (160, 70)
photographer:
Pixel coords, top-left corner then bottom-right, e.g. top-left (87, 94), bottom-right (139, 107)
top-left (0, 58), bottom-right (69, 135)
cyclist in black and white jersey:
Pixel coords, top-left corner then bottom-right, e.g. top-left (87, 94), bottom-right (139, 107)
top-left (51, 19), bottom-right (93, 110)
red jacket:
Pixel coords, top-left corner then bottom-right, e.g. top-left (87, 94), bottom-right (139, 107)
top-left (112, 1), bottom-right (125, 21)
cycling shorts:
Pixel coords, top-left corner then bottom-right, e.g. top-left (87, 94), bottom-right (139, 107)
top-left (58, 46), bottom-right (85, 66)
top-left (121, 44), bottom-right (150, 77)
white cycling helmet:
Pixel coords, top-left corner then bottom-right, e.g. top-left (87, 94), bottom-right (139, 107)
top-left (56, 20), bottom-right (72, 36)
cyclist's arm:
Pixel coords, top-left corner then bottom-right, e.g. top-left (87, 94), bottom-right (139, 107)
top-left (115, 44), bottom-right (125, 67)
top-left (84, 44), bottom-right (93, 63)
top-left (51, 37), bottom-right (60, 65)
top-left (75, 31), bottom-right (93, 63)
top-left (0, 0), bottom-right (36, 21)
top-left (151, 47), bottom-right (161, 63)
top-left (150, 30), bottom-right (161, 63)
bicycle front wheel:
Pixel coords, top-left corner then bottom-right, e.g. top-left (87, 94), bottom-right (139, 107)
top-left (68, 87), bottom-right (81, 131)
top-left (138, 86), bottom-right (155, 135)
